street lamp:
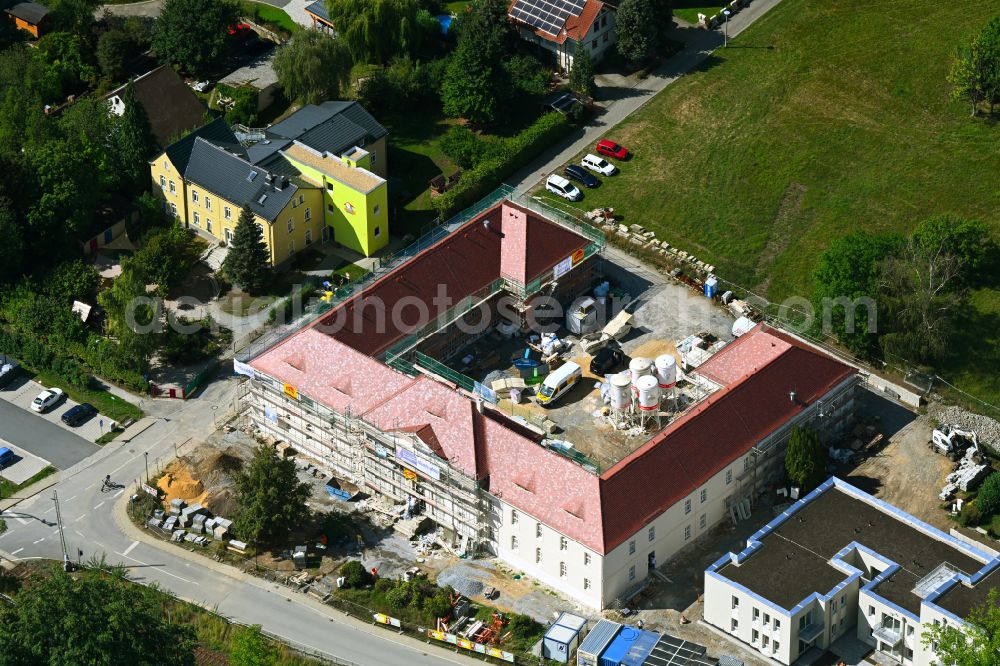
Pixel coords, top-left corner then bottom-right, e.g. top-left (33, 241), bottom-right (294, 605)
top-left (144, 451), bottom-right (149, 485)
top-left (723, 9), bottom-right (731, 47)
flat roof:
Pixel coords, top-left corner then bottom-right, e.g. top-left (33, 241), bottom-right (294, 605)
top-left (717, 482), bottom-right (989, 613)
top-left (282, 143), bottom-right (384, 193)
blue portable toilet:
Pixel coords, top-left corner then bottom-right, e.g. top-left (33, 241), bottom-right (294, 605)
top-left (703, 276), bottom-right (718, 299)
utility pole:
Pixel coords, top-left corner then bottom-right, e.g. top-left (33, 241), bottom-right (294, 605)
top-left (144, 451), bottom-right (149, 485)
top-left (723, 9), bottom-right (731, 47)
top-left (53, 490), bottom-right (70, 572)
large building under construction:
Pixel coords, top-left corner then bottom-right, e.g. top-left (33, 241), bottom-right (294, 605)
top-left (235, 193), bottom-right (860, 610)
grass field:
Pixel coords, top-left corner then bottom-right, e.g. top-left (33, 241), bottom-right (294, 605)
top-left (26, 370), bottom-right (143, 423)
top-left (542, 0), bottom-right (1000, 404)
top-left (673, 2), bottom-right (724, 24)
top-left (0, 467), bottom-right (56, 501)
top-left (241, 1), bottom-right (301, 34)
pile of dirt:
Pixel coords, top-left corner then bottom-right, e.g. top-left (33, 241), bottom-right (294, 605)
top-left (157, 445), bottom-right (251, 515)
top-left (157, 462), bottom-right (208, 507)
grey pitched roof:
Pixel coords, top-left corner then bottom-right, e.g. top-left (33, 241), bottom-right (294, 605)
top-left (4, 1), bottom-right (48, 24)
top-left (105, 65), bottom-right (206, 148)
top-left (164, 117), bottom-right (244, 174)
top-left (304, 0), bottom-right (330, 22)
top-left (246, 136), bottom-right (291, 165)
top-left (183, 138), bottom-right (297, 222)
top-left (267, 101), bottom-right (387, 156)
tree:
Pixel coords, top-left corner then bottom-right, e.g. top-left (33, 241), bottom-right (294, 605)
top-left (811, 231), bottom-right (902, 356)
top-left (878, 236), bottom-right (964, 364)
top-left (47, 0), bottom-right (100, 34)
top-left (615, 0), bottom-right (659, 64)
top-left (440, 0), bottom-right (513, 124)
top-left (25, 138), bottom-right (104, 253)
top-left (976, 473), bottom-right (1000, 517)
top-left (0, 567), bottom-right (196, 665)
top-left (949, 17), bottom-right (1000, 117)
top-left (96, 29), bottom-right (137, 81)
top-left (923, 589), bottom-right (1000, 666)
top-left (339, 560), bottom-right (372, 589)
top-left (35, 32), bottom-right (97, 95)
top-left (0, 198), bottom-right (23, 285)
top-left (109, 82), bottom-right (156, 193)
top-left (784, 426), bottom-right (825, 491)
top-left (912, 215), bottom-right (994, 275)
top-left (45, 260), bottom-right (100, 302)
top-left (325, 0), bottom-right (419, 64)
top-left (233, 444), bottom-right (312, 545)
top-left (97, 256), bottom-right (159, 368)
top-left (230, 625), bottom-right (277, 666)
top-left (273, 30), bottom-right (353, 104)
top-left (222, 205), bottom-right (272, 293)
top-left (153, 0), bottom-right (239, 77)
top-left (569, 43), bottom-right (596, 98)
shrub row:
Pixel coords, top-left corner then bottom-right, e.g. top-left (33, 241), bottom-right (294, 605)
top-left (431, 111), bottom-right (573, 217)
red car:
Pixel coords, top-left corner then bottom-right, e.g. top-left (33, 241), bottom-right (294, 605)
top-left (596, 139), bottom-right (629, 160)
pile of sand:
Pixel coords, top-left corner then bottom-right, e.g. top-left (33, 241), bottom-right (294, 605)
top-left (157, 461), bottom-right (208, 506)
top-left (156, 445), bottom-right (250, 515)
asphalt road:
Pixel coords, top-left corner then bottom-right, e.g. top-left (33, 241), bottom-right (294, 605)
top-left (0, 398), bottom-right (99, 469)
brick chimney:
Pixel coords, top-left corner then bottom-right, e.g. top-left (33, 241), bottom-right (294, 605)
top-left (499, 203), bottom-right (529, 284)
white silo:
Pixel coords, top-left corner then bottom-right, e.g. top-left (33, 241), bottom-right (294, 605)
top-left (635, 375), bottom-right (660, 411)
top-left (629, 357), bottom-right (653, 389)
top-left (654, 354), bottom-right (677, 390)
top-left (609, 373), bottom-right (632, 411)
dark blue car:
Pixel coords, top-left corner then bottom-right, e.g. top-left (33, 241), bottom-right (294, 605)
top-left (564, 164), bottom-right (599, 188)
top-left (62, 403), bottom-right (97, 427)
top-left (0, 447), bottom-right (14, 468)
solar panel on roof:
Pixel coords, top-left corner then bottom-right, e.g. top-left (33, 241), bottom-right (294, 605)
top-left (509, 0), bottom-right (587, 36)
top-left (641, 634), bottom-right (714, 666)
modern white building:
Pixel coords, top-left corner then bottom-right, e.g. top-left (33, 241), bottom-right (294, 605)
top-left (236, 192), bottom-right (859, 611)
top-left (508, 0), bottom-right (618, 71)
top-left (705, 477), bottom-right (1000, 666)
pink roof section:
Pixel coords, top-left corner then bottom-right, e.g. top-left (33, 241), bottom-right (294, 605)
top-left (249, 327), bottom-right (414, 414)
top-left (695, 324), bottom-right (792, 387)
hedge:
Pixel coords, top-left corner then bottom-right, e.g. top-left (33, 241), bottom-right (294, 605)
top-left (431, 111), bottom-right (573, 217)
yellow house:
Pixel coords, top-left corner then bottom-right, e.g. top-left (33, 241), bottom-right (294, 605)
top-left (149, 101), bottom-right (390, 265)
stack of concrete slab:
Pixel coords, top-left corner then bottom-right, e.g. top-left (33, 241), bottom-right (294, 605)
top-left (147, 517), bottom-right (163, 529)
top-left (213, 518), bottom-right (233, 540)
top-left (171, 530), bottom-right (187, 542)
top-left (190, 514), bottom-right (207, 534)
top-left (228, 539), bottom-right (248, 553)
top-left (179, 503), bottom-right (206, 528)
top-left (162, 515), bottom-right (178, 532)
top-left (169, 499), bottom-right (187, 515)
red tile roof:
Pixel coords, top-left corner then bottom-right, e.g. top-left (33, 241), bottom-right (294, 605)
top-left (597, 326), bottom-right (856, 553)
top-left (508, 0), bottom-right (605, 44)
top-left (695, 323), bottom-right (791, 387)
top-left (316, 201), bottom-right (590, 356)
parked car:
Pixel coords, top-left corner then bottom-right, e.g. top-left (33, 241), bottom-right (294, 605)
top-left (0, 446), bottom-right (14, 468)
top-left (31, 387), bottom-right (64, 413)
top-left (590, 345), bottom-right (629, 376)
top-left (545, 174), bottom-right (583, 201)
top-left (62, 403), bottom-right (97, 427)
top-left (564, 164), bottom-right (599, 188)
top-left (582, 154), bottom-right (618, 176)
top-left (596, 139), bottom-right (629, 160)
top-left (0, 354), bottom-right (20, 388)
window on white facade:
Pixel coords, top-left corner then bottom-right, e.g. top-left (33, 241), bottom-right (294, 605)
top-left (752, 608), bottom-right (760, 621)
top-left (536, 523), bottom-right (542, 538)
top-left (700, 514), bottom-right (707, 529)
top-left (752, 629), bottom-right (759, 644)
top-left (629, 540), bottom-right (635, 555)
top-left (731, 619), bottom-right (738, 631)
top-left (700, 489), bottom-right (707, 503)
top-left (584, 578), bottom-right (591, 590)
top-left (763, 613), bottom-right (770, 626)
top-left (648, 526), bottom-right (655, 542)
top-left (684, 525), bottom-right (691, 540)
top-left (773, 641), bottom-right (780, 655)
top-left (511, 535), bottom-right (518, 550)
top-left (869, 606), bottom-right (875, 616)
top-left (560, 536), bottom-right (567, 551)
top-left (511, 510), bottom-right (518, 524)
top-left (628, 566), bottom-right (635, 581)
top-left (536, 547), bottom-right (542, 563)
top-left (684, 499), bottom-right (691, 514)
top-left (224, 206), bottom-right (232, 220)
top-left (560, 562), bottom-right (566, 578)
top-left (762, 636), bottom-right (769, 648)
top-left (842, 594), bottom-right (847, 606)
top-left (726, 469), bottom-right (732, 484)
top-left (732, 596), bottom-right (739, 609)
top-left (773, 619), bottom-right (780, 630)
top-left (192, 190), bottom-right (199, 204)
top-left (584, 552), bottom-right (591, 565)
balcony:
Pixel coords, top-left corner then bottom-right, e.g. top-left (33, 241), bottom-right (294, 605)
top-left (799, 622), bottom-right (824, 644)
top-left (872, 625), bottom-right (902, 647)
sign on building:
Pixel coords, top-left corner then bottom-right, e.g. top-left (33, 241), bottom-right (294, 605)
top-left (283, 383), bottom-right (298, 400)
top-left (395, 445), bottom-right (441, 481)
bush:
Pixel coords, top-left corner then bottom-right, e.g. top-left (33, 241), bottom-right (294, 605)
top-left (340, 560), bottom-right (371, 589)
top-left (373, 577), bottom-right (396, 594)
top-left (505, 54), bottom-right (549, 97)
top-left (439, 126), bottom-right (490, 169)
top-left (385, 584), bottom-right (413, 610)
top-left (215, 83), bottom-right (258, 126)
top-left (432, 112), bottom-right (572, 217)
top-left (357, 57), bottom-right (447, 115)
top-left (976, 473), bottom-right (1000, 516)
top-left (960, 501), bottom-right (984, 527)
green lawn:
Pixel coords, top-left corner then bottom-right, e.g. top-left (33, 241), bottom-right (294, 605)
top-left (28, 369), bottom-right (143, 424)
top-left (241, 1), bottom-right (301, 34)
top-left (673, 3), bottom-right (724, 24)
top-left (542, 0), bottom-right (1000, 404)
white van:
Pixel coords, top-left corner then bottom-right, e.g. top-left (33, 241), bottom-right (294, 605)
top-left (536, 361), bottom-right (582, 407)
top-left (581, 154), bottom-right (617, 176)
top-left (546, 174), bottom-right (583, 201)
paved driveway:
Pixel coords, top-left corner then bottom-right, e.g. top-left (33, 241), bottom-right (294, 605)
top-left (0, 384), bottom-right (101, 469)
top-left (3, 378), bottom-right (110, 441)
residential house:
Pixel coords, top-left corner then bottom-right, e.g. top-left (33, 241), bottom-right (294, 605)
top-left (2, 0), bottom-right (50, 38)
top-left (218, 50), bottom-right (280, 114)
top-left (508, 0), bottom-right (617, 71)
top-left (149, 101), bottom-right (390, 265)
top-left (105, 65), bottom-right (207, 149)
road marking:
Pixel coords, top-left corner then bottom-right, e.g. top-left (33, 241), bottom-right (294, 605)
top-left (74, 515), bottom-right (85, 522)
top-left (113, 489), bottom-right (125, 498)
top-left (93, 501), bottom-right (105, 510)
top-left (14, 517), bottom-right (28, 525)
top-left (43, 507), bottom-right (55, 514)
top-left (122, 540), bottom-right (139, 557)
top-left (67, 496), bottom-right (76, 501)
top-left (10, 548), bottom-right (23, 556)
top-left (32, 538), bottom-right (44, 544)
top-left (115, 551), bottom-right (199, 586)
top-left (74, 530), bottom-right (85, 539)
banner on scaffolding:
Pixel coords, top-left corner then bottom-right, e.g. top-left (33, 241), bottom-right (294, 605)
top-left (425, 630), bottom-right (514, 662)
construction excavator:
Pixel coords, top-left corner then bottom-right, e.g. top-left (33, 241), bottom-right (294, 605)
top-left (929, 425), bottom-right (980, 461)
